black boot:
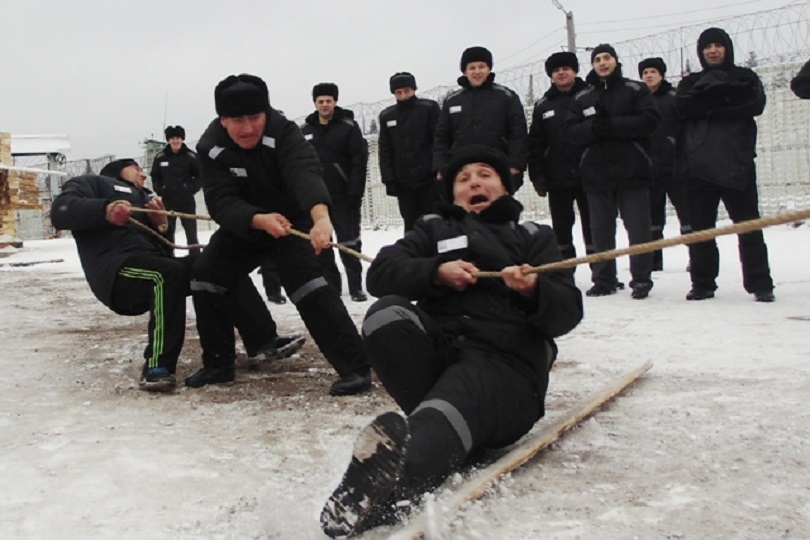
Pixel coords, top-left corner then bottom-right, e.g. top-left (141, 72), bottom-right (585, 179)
top-left (185, 365), bottom-right (235, 387)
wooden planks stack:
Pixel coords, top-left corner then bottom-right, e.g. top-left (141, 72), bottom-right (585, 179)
top-left (0, 132), bottom-right (42, 241)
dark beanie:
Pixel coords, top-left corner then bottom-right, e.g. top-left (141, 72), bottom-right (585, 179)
top-left (545, 52), bottom-right (579, 76)
top-left (442, 145), bottom-right (513, 202)
top-left (389, 72), bottom-right (417, 93)
top-left (164, 125), bottom-right (185, 140)
top-left (312, 82), bottom-right (339, 101)
top-left (460, 46), bottom-right (493, 72)
top-left (215, 74), bottom-right (270, 117)
top-left (591, 44), bottom-right (618, 63)
top-left (638, 57), bottom-right (667, 78)
top-left (100, 158), bottom-right (139, 180)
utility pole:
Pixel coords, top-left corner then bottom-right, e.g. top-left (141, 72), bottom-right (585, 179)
top-left (551, 0), bottom-right (576, 52)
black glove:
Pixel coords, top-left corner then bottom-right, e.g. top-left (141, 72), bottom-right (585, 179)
top-left (591, 117), bottom-right (612, 139)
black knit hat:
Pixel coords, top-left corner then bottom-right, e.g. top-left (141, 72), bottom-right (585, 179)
top-left (389, 72), bottom-right (417, 93)
top-left (442, 145), bottom-right (513, 202)
top-left (164, 125), bottom-right (185, 140)
top-left (591, 44), bottom-right (618, 63)
top-left (100, 158), bottom-right (139, 180)
top-left (638, 57), bottom-right (667, 78)
top-left (215, 74), bottom-right (270, 117)
top-left (460, 46), bottom-right (493, 72)
top-left (545, 52), bottom-right (579, 76)
top-left (312, 82), bottom-right (339, 101)
top-left (697, 27), bottom-right (734, 68)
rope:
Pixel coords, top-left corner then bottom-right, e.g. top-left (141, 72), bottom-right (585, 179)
top-left (472, 207), bottom-right (810, 278)
top-left (127, 206), bottom-right (810, 274)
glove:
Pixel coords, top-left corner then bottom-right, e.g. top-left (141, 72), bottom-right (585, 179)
top-left (385, 183), bottom-right (400, 197)
top-left (591, 117), bottom-right (612, 139)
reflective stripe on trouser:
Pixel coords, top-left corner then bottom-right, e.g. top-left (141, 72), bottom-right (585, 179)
top-left (118, 267), bottom-right (165, 370)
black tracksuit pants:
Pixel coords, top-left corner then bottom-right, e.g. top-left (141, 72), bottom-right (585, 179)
top-left (362, 296), bottom-right (541, 494)
top-left (318, 193), bottom-right (364, 295)
top-left (686, 177), bottom-right (773, 293)
top-left (548, 187), bottom-right (594, 261)
top-left (191, 228), bottom-right (368, 376)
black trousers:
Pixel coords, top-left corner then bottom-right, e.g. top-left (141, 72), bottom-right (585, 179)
top-left (588, 185), bottom-right (653, 288)
top-left (163, 195), bottom-right (199, 249)
top-left (362, 296), bottom-right (541, 493)
top-left (259, 258), bottom-right (284, 297)
top-left (191, 228), bottom-right (368, 375)
top-left (650, 175), bottom-right (691, 269)
top-left (318, 193), bottom-right (364, 295)
top-left (397, 183), bottom-right (442, 233)
top-left (686, 177), bottom-right (773, 293)
top-left (548, 187), bottom-right (594, 260)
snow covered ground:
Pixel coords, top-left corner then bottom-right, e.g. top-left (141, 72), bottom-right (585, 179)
top-left (1, 218), bottom-right (809, 539)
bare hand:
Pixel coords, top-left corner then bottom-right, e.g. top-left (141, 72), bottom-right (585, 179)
top-left (501, 264), bottom-right (538, 298)
top-left (105, 200), bottom-right (132, 226)
top-left (145, 197), bottom-right (168, 230)
top-left (309, 216), bottom-right (333, 255)
top-left (435, 260), bottom-right (479, 291)
top-left (251, 213), bottom-right (291, 238)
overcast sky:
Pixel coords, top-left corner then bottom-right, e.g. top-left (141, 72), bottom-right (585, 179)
top-left (1, 0), bottom-right (790, 160)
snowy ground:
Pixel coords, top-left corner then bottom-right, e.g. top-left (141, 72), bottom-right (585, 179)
top-left (1, 218), bottom-right (809, 539)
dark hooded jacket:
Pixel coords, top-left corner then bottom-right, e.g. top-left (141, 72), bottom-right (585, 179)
top-left (196, 106), bottom-right (331, 242)
top-left (790, 58), bottom-right (810, 99)
top-left (433, 73), bottom-right (528, 174)
top-left (51, 174), bottom-right (171, 309)
top-left (648, 80), bottom-right (680, 182)
top-left (566, 66), bottom-right (660, 191)
top-left (676, 28), bottom-right (766, 190)
top-left (378, 95), bottom-right (440, 190)
top-left (528, 77), bottom-right (589, 192)
top-left (366, 196), bottom-right (583, 411)
top-left (300, 106), bottom-right (368, 198)
top-left (150, 143), bottom-right (201, 201)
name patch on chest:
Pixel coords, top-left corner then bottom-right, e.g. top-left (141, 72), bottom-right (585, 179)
top-left (113, 185), bottom-right (133, 193)
top-left (449, 105), bottom-right (462, 114)
top-left (437, 235), bottom-right (468, 253)
top-left (542, 110), bottom-right (555, 119)
top-left (583, 106), bottom-right (597, 117)
top-left (160, 161), bottom-right (169, 167)
top-left (304, 134), bottom-right (313, 141)
top-left (386, 120), bottom-right (397, 127)
top-left (230, 168), bottom-right (248, 177)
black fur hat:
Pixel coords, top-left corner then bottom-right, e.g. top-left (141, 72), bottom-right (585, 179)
top-left (545, 52), bottom-right (579, 76)
top-left (164, 125), bottom-right (185, 140)
top-left (638, 57), bottom-right (667, 78)
top-left (312, 82), bottom-right (339, 101)
top-left (442, 145), bottom-right (513, 202)
top-left (389, 72), bottom-right (417, 93)
top-left (460, 46), bottom-right (493, 72)
top-left (590, 44), bottom-right (618, 63)
top-left (215, 74), bottom-right (270, 117)
top-left (100, 158), bottom-right (139, 180)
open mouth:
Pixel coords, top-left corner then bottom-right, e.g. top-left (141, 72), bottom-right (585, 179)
top-left (469, 194), bottom-right (489, 205)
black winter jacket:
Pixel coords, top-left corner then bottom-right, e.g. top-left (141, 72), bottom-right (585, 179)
top-left (649, 80), bottom-right (679, 182)
top-left (378, 96), bottom-right (440, 191)
top-left (433, 73), bottom-right (528, 173)
top-left (196, 107), bottom-right (331, 242)
top-left (150, 144), bottom-right (201, 202)
top-left (676, 30), bottom-right (765, 190)
top-left (51, 175), bottom-right (171, 309)
top-left (791, 58), bottom-right (810, 99)
top-left (567, 67), bottom-right (659, 191)
top-left (301, 106), bottom-right (368, 198)
top-left (367, 196), bottom-right (583, 408)
top-left (528, 78), bottom-right (589, 192)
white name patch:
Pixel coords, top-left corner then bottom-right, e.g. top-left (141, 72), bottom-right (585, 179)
top-left (230, 168), bottom-right (248, 177)
top-left (583, 106), bottom-right (597, 117)
top-left (387, 120), bottom-right (397, 127)
top-left (542, 110), bottom-right (555, 119)
top-left (449, 105), bottom-right (462, 114)
top-left (437, 235), bottom-right (468, 253)
top-left (304, 134), bottom-right (313, 141)
top-left (113, 185), bottom-right (133, 193)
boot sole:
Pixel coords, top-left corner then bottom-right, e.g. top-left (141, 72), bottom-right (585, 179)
top-left (320, 412), bottom-right (409, 538)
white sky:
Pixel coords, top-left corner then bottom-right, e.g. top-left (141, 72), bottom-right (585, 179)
top-left (0, 0), bottom-right (790, 160)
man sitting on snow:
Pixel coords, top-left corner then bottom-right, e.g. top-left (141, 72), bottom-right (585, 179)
top-left (319, 145), bottom-right (583, 536)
